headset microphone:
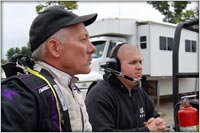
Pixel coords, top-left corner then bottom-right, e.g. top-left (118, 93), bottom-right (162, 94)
top-left (101, 65), bottom-right (144, 82)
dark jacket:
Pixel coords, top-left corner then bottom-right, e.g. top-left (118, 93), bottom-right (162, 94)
top-left (85, 74), bottom-right (159, 132)
top-left (1, 71), bottom-right (72, 131)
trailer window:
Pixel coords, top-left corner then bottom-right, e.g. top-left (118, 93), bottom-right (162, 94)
top-left (159, 36), bottom-right (173, 51)
top-left (140, 36), bottom-right (147, 49)
top-left (92, 41), bottom-right (106, 58)
top-left (192, 41), bottom-right (197, 52)
top-left (168, 38), bottom-right (173, 50)
top-left (185, 39), bottom-right (196, 53)
top-left (160, 36), bottom-right (166, 50)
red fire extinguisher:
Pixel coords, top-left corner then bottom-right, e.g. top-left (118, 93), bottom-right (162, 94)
top-left (178, 95), bottom-right (199, 132)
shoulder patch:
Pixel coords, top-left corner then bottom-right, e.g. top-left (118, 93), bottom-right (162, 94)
top-left (39, 85), bottom-right (50, 93)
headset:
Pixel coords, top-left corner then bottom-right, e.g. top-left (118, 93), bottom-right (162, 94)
top-left (106, 43), bottom-right (125, 71)
top-left (100, 43), bottom-right (146, 82)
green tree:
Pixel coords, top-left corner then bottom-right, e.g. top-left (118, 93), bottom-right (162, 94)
top-left (1, 59), bottom-right (8, 65)
top-left (36, 1), bottom-right (78, 14)
top-left (6, 47), bottom-right (32, 61)
top-left (21, 46), bottom-right (32, 56)
top-left (6, 48), bottom-right (16, 61)
top-left (147, 1), bottom-right (196, 23)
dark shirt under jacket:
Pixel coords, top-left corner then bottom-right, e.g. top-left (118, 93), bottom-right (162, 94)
top-left (85, 74), bottom-right (159, 132)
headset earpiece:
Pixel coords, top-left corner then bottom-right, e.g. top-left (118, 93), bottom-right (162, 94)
top-left (105, 43), bottom-right (126, 71)
top-left (105, 57), bottom-right (120, 72)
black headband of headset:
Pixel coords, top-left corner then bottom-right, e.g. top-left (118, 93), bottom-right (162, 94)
top-left (110, 43), bottom-right (126, 58)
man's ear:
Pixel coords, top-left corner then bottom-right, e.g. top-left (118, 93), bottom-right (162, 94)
top-left (46, 39), bottom-right (60, 58)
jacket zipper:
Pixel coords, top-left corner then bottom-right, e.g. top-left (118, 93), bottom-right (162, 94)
top-left (128, 90), bottom-right (132, 97)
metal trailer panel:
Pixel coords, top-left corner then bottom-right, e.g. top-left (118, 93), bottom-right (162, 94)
top-left (87, 18), bottom-right (137, 37)
top-left (149, 23), bottom-right (175, 76)
top-left (158, 78), bottom-right (197, 96)
top-left (178, 29), bottom-right (199, 73)
top-left (137, 24), bottom-right (150, 75)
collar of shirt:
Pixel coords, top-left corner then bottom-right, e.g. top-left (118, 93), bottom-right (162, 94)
top-left (34, 61), bottom-right (75, 88)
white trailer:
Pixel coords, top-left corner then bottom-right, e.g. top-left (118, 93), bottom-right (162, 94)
top-left (76, 18), bottom-right (199, 100)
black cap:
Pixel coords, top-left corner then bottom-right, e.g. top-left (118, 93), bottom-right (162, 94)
top-left (29, 6), bottom-right (97, 52)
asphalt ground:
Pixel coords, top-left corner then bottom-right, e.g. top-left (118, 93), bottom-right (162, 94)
top-left (157, 98), bottom-right (174, 126)
top-left (155, 97), bottom-right (175, 132)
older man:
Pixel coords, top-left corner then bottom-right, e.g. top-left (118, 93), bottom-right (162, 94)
top-left (1, 6), bottom-right (97, 132)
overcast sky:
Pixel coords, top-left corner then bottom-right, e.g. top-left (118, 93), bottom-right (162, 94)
top-left (1, 1), bottom-right (172, 59)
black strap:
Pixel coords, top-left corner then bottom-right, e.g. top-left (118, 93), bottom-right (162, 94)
top-left (110, 43), bottom-right (126, 58)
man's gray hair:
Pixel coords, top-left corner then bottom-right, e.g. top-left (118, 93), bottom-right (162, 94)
top-left (31, 40), bottom-right (47, 61)
top-left (30, 28), bottom-right (68, 61)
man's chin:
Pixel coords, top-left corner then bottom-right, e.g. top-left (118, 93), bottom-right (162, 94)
top-left (81, 68), bottom-right (91, 74)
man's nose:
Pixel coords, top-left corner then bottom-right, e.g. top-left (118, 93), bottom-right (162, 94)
top-left (88, 41), bottom-right (96, 54)
top-left (136, 62), bottom-right (142, 69)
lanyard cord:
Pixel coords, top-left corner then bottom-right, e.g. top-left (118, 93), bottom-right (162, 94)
top-left (26, 67), bottom-right (62, 131)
